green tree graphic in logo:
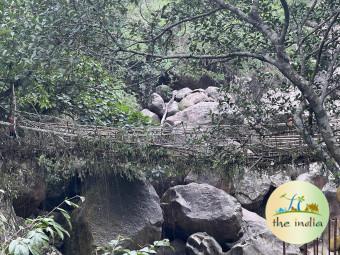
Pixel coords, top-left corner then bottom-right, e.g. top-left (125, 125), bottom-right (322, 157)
top-left (275, 193), bottom-right (320, 215)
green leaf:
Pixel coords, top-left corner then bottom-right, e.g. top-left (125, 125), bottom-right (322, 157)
top-left (79, 196), bottom-right (85, 203)
top-left (45, 226), bottom-right (55, 240)
top-left (58, 208), bottom-right (72, 229)
top-left (153, 239), bottom-right (170, 247)
top-left (28, 244), bottom-right (40, 255)
top-left (64, 199), bottom-right (79, 208)
top-left (26, 229), bottom-right (49, 249)
top-left (54, 226), bottom-right (65, 240)
top-left (8, 239), bottom-right (30, 255)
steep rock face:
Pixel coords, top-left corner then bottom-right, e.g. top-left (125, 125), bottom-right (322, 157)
top-left (178, 92), bottom-right (212, 111)
top-left (12, 178), bottom-right (46, 218)
top-left (161, 183), bottom-right (243, 244)
top-left (166, 102), bottom-right (219, 126)
top-left (184, 170), bottom-right (233, 194)
top-left (233, 171), bottom-right (272, 212)
top-left (0, 160), bottom-right (47, 218)
top-left (186, 232), bottom-right (225, 255)
top-left (0, 192), bottom-right (21, 244)
top-left (226, 209), bottom-right (300, 255)
top-left (64, 175), bottom-right (163, 255)
top-left (172, 75), bottom-right (216, 90)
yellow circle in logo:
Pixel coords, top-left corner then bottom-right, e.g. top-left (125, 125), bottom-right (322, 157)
top-left (265, 181), bottom-right (329, 244)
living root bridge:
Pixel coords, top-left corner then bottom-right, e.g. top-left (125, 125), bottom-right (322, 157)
top-left (1, 115), bottom-right (339, 164)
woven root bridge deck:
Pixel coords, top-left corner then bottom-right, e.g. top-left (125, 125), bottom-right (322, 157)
top-left (0, 116), bottom-right (339, 162)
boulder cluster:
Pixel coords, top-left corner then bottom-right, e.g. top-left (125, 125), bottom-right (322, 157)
top-left (141, 85), bottom-right (235, 127)
top-left (4, 159), bottom-right (339, 255)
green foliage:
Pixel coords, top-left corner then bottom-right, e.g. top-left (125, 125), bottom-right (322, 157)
top-left (95, 236), bottom-right (171, 255)
top-left (0, 0), bottom-right (147, 127)
top-left (0, 196), bottom-right (84, 255)
top-left (1, 0), bottom-right (338, 123)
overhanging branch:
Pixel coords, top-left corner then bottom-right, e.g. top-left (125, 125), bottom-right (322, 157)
top-left (119, 49), bottom-right (276, 64)
top-left (294, 102), bottom-right (339, 173)
top-left (212, 0), bottom-right (280, 44)
top-left (126, 8), bottom-right (223, 48)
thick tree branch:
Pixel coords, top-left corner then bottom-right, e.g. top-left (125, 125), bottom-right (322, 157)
top-left (204, 0), bottom-right (340, 173)
top-left (294, 102), bottom-right (338, 172)
top-left (212, 0), bottom-right (280, 44)
top-left (127, 8), bottom-right (223, 48)
top-left (119, 49), bottom-right (276, 64)
top-left (279, 0), bottom-right (290, 44)
top-left (272, 59), bottom-right (340, 167)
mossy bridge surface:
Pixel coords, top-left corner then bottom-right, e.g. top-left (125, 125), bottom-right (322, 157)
top-left (0, 113), bottom-right (339, 164)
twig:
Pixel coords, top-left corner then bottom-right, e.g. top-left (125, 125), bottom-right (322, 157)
top-left (161, 94), bottom-right (175, 125)
top-left (248, 156), bottom-right (263, 171)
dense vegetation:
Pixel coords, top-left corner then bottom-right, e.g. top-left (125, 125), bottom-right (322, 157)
top-left (0, 0), bottom-right (339, 253)
top-left (1, 0), bottom-right (339, 164)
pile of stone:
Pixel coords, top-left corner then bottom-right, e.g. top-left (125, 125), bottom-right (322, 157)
top-left (4, 157), bottom-right (339, 255)
top-left (141, 85), bottom-right (236, 127)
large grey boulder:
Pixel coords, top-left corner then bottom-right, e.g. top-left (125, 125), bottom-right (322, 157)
top-left (141, 109), bottom-right (161, 123)
top-left (185, 169), bottom-right (291, 215)
top-left (64, 175), bottom-right (163, 255)
top-left (161, 183), bottom-right (243, 244)
top-left (226, 209), bottom-right (300, 255)
top-left (174, 88), bottom-right (193, 102)
top-left (148, 93), bottom-right (166, 117)
top-left (178, 92), bottom-right (213, 110)
top-left (186, 232), bottom-right (225, 255)
top-left (166, 102), bottom-right (219, 126)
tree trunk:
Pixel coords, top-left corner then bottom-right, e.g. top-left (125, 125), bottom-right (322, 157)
top-left (275, 60), bottom-right (340, 172)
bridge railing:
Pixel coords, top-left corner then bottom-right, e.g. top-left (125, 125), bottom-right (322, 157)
top-left (283, 218), bottom-right (339, 255)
